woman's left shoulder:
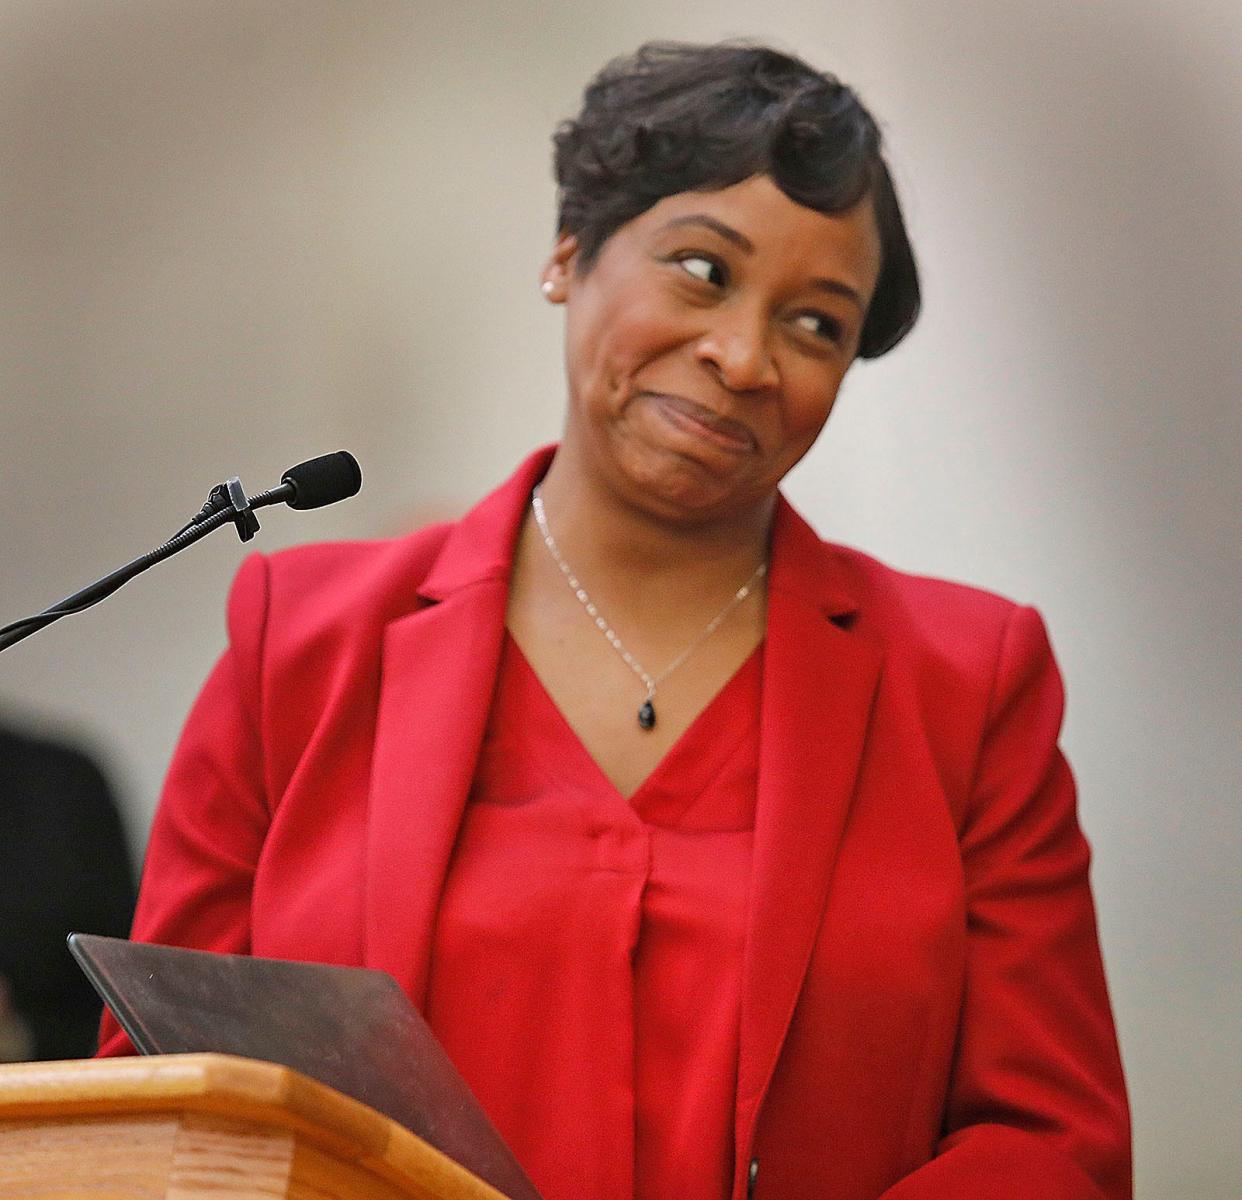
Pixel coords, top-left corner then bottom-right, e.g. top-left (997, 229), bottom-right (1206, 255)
top-left (821, 540), bottom-right (1058, 683)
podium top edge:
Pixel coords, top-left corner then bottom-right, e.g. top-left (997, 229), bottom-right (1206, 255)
top-left (0, 1053), bottom-right (510, 1200)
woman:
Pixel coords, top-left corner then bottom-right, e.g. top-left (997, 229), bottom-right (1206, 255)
top-left (101, 42), bottom-right (1131, 1200)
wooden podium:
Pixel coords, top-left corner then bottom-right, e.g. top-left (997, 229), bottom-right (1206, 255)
top-left (0, 1053), bottom-right (509, 1200)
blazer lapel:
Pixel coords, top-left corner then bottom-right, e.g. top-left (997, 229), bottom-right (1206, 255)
top-left (365, 582), bottom-right (508, 1005)
top-left (735, 500), bottom-right (884, 1147)
top-left (364, 447), bottom-right (555, 1005)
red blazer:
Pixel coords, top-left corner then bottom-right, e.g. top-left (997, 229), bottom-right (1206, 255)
top-left (102, 447), bottom-right (1130, 1200)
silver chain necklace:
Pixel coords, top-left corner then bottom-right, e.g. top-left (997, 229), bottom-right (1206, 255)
top-left (530, 485), bottom-right (767, 731)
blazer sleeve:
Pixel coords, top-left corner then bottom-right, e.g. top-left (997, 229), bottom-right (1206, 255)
top-left (97, 555), bottom-right (271, 1056)
top-left (879, 605), bottom-right (1131, 1200)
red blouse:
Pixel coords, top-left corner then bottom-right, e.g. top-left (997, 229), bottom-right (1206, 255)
top-left (424, 633), bottom-right (762, 1200)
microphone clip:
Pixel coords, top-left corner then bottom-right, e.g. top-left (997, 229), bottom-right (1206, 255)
top-left (203, 476), bottom-right (260, 542)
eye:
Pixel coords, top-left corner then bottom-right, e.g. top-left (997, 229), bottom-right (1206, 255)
top-left (676, 254), bottom-right (727, 287)
top-left (792, 310), bottom-right (844, 344)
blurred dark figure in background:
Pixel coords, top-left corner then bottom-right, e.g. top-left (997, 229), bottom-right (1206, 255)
top-left (0, 722), bottom-right (136, 1060)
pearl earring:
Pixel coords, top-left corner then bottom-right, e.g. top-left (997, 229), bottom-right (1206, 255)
top-left (541, 280), bottom-right (555, 297)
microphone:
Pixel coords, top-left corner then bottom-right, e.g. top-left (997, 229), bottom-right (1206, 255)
top-left (0, 452), bottom-right (363, 653)
top-left (255, 451), bottom-right (363, 512)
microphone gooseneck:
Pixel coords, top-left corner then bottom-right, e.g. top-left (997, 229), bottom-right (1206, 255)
top-left (0, 451), bottom-right (363, 653)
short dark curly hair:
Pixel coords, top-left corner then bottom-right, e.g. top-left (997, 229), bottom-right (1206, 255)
top-left (553, 41), bottom-right (920, 359)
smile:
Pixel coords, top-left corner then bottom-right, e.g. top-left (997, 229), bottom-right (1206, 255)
top-left (646, 393), bottom-right (758, 454)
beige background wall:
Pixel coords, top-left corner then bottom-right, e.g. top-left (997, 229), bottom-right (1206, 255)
top-left (1, 2), bottom-right (1238, 1196)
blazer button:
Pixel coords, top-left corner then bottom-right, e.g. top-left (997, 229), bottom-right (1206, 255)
top-left (747, 1157), bottom-right (759, 1198)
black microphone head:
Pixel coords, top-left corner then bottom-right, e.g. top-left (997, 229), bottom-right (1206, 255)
top-left (281, 451), bottom-right (362, 510)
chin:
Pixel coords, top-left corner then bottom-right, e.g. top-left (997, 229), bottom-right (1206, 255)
top-left (615, 447), bottom-right (763, 524)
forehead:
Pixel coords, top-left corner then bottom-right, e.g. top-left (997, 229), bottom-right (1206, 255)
top-left (631, 174), bottom-right (882, 297)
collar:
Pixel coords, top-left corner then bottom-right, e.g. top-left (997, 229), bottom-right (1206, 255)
top-left (416, 443), bottom-right (862, 622)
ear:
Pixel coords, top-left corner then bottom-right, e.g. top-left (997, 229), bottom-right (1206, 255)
top-left (539, 233), bottom-right (579, 303)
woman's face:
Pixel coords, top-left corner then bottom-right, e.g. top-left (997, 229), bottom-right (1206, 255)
top-left (545, 174), bottom-right (883, 525)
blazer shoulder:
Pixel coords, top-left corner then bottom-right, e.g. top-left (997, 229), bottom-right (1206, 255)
top-left (832, 541), bottom-right (1021, 627)
top-left (820, 544), bottom-right (1063, 810)
top-left (823, 541), bottom-right (1045, 696)
top-left (224, 521), bottom-right (456, 660)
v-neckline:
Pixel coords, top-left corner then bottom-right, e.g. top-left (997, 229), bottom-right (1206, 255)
top-left (500, 631), bottom-right (763, 812)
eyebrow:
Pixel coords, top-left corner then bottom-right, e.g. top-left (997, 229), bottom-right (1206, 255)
top-left (661, 214), bottom-right (755, 253)
top-left (658, 214), bottom-right (866, 312)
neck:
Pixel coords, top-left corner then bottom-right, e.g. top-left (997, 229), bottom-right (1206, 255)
top-left (532, 441), bottom-right (774, 604)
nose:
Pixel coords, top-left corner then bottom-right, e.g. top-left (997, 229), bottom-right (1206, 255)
top-left (694, 306), bottom-right (779, 393)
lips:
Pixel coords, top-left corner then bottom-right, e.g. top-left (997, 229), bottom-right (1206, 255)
top-left (646, 393), bottom-right (758, 454)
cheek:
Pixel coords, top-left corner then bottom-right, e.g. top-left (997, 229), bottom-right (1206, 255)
top-left (570, 300), bottom-right (686, 395)
top-left (781, 374), bottom-right (844, 444)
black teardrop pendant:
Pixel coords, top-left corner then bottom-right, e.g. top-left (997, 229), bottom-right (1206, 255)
top-left (637, 699), bottom-right (656, 730)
